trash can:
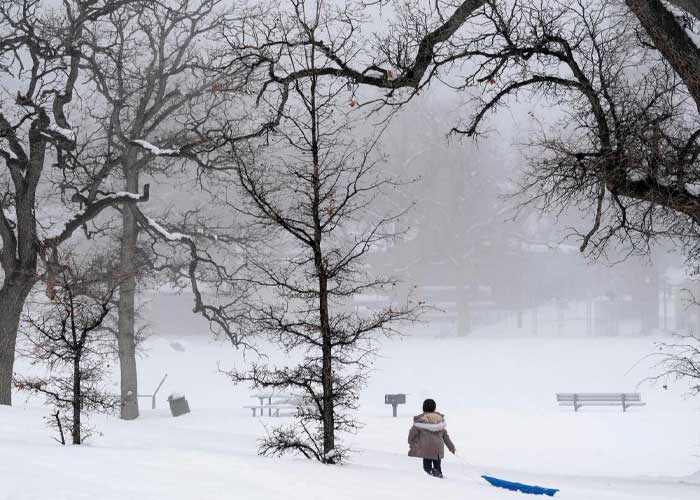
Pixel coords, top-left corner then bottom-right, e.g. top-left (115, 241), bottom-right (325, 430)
top-left (167, 393), bottom-right (190, 417)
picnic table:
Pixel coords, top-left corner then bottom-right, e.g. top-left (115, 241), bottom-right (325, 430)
top-left (245, 392), bottom-right (301, 417)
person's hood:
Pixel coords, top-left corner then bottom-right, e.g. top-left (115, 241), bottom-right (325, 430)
top-left (413, 412), bottom-right (446, 432)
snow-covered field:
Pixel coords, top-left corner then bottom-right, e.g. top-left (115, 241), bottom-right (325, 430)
top-left (4, 313), bottom-right (700, 500)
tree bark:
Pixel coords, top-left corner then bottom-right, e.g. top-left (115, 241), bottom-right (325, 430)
top-left (626, 0), bottom-right (700, 111)
top-left (117, 165), bottom-right (140, 420)
top-left (316, 193), bottom-right (335, 454)
top-left (72, 353), bottom-right (81, 445)
top-left (320, 287), bottom-right (335, 459)
top-left (0, 279), bottom-right (33, 405)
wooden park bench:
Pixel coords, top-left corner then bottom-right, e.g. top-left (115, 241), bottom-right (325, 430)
top-left (244, 392), bottom-right (302, 417)
top-left (556, 393), bottom-right (646, 412)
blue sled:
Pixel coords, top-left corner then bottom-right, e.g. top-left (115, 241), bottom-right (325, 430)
top-left (481, 475), bottom-right (559, 496)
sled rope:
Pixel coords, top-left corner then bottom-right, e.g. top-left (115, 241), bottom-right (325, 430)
top-left (454, 454), bottom-right (559, 496)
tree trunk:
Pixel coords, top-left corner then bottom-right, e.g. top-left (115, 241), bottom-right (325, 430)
top-left (314, 203), bottom-right (335, 459)
top-left (315, 175), bottom-right (335, 457)
top-left (321, 334), bottom-right (334, 458)
top-left (72, 353), bottom-right (81, 445)
top-left (0, 278), bottom-right (33, 405)
top-left (317, 264), bottom-right (335, 462)
top-left (307, 66), bottom-right (335, 461)
top-left (117, 166), bottom-right (140, 420)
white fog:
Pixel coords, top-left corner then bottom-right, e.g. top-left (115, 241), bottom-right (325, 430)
top-left (1, 1), bottom-right (699, 499)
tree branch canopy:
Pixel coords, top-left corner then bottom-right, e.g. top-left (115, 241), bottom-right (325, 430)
top-left (43, 186), bottom-right (150, 250)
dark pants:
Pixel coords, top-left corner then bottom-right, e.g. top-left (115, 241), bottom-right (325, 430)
top-left (422, 458), bottom-right (442, 475)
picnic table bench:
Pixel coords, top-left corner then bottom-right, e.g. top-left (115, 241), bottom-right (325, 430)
top-left (244, 392), bottom-right (302, 417)
top-left (556, 392), bottom-right (646, 412)
top-left (243, 403), bottom-right (297, 417)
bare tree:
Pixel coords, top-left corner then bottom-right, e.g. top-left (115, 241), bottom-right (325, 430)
top-left (647, 333), bottom-right (700, 396)
top-left (220, 1), bottom-right (420, 463)
top-left (79, 0), bottom-right (239, 420)
top-left (221, 0), bottom-right (700, 260)
top-left (129, 204), bottom-right (256, 348)
top-left (204, 0), bottom-right (700, 253)
top-left (217, 0), bottom-right (490, 142)
top-left (14, 255), bottom-right (120, 445)
top-left (439, 0), bottom-right (700, 264)
top-left (0, 0), bottom-right (148, 406)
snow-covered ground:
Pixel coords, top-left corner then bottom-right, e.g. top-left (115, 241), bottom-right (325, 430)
top-left (4, 312), bottom-right (700, 500)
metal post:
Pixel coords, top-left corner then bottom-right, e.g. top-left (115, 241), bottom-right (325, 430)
top-left (151, 374), bottom-right (168, 410)
top-left (573, 394), bottom-right (578, 412)
top-left (392, 403), bottom-right (398, 417)
top-left (622, 393), bottom-right (626, 413)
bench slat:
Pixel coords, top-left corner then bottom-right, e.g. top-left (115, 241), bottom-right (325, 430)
top-left (243, 404), bottom-right (298, 410)
top-left (557, 395), bottom-right (641, 400)
top-left (566, 396), bottom-right (641, 399)
top-left (243, 403), bottom-right (299, 417)
top-left (557, 393), bottom-right (641, 398)
top-left (556, 393), bottom-right (642, 396)
top-left (556, 392), bottom-right (645, 412)
top-left (558, 402), bottom-right (646, 406)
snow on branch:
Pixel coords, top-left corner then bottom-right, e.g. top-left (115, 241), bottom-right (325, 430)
top-left (668, 3), bottom-right (700, 48)
top-left (684, 25), bottom-right (700, 48)
top-left (47, 123), bottom-right (76, 142)
top-left (0, 147), bottom-right (19, 161)
top-left (102, 191), bottom-right (144, 201)
top-left (2, 208), bottom-right (16, 225)
top-left (130, 139), bottom-right (181, 157)
top-left (43, 185), bottom-right (150, 249)
top-left (131, 207), bottom-right (251, 348)
top-left (143, 216), bottom-right (191, 243)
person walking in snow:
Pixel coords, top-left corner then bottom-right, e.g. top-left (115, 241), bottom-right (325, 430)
top-left (408, 398), bottom-right (456, 478)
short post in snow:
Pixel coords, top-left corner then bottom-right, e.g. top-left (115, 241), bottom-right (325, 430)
top-left (137, 373), bottom-right (168, 409)
top-left (385, 394), bottom-right (406, 417)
